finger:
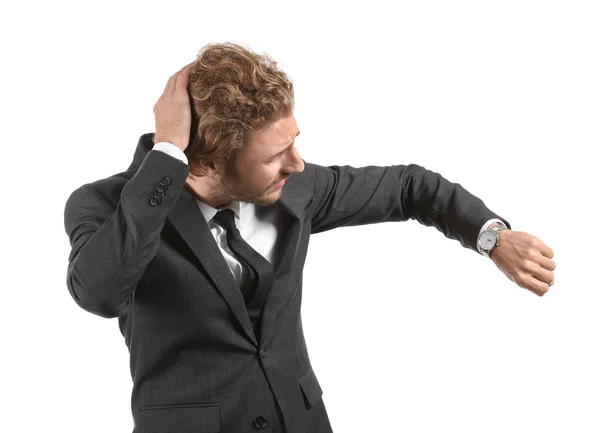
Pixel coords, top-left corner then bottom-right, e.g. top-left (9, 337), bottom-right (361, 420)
top-left (529, 263), bottom-right (554, 285)
top-left (162, 72), bottom-right (178, 94)
top-left (538, 242), bottom-right (554, 259)
top-left (177, 60), bottom-right (194, 74)
top-left (537, 255), bottom-right (556, 272)
top-left (163, 62), bottom-right (193, 94)
top-left (524, 276), bottom-right (550, 296)
top-left (174, 61), bottom-right (195, 91)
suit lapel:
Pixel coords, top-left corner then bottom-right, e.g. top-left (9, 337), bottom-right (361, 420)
top-left (258, 183), bottom-right (306, 348)
top-left (167, 187), bottom-right (258, 346)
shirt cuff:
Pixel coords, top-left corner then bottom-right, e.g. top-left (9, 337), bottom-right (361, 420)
top-left (152, 142), bottom-right (188, 165)
top-left (477, 218), bottom-right (508, 256)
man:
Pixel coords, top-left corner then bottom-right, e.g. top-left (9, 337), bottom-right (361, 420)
top-left (64, 42), bottom-right (556, 432)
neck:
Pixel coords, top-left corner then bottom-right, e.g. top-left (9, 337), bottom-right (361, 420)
top-left (184, 179), bottom-right (231, 209)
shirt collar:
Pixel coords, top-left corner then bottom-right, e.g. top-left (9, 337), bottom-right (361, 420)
top-left (195, 198), bottom-right (248, 224)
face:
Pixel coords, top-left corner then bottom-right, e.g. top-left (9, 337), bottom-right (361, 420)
top-left (211, 114), bottom-right (305, 207)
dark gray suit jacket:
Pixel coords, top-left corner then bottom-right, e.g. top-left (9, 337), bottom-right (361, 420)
top-left (63, 133), bottom-right (510, 432)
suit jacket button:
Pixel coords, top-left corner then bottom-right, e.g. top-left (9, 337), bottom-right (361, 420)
top-left (154, 190), bottom-right (165, 198)
top-left (252, 416), bottom-right (268, 429)
top-left (149, 196), bottom-right (162, 206)
top-left (159, 176), bottom-right (172, 186)
top-left (259, 347), bottom-right (268, 358)
top-left (157, 183), bottom-right (169, 192)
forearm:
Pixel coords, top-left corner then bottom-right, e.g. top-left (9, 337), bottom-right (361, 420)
top-left (64, 150), bottom-right (190, 318)
top-left (403, 165), bottom-right (511, 252)
top-left (307, 162), bottom-right (510, 252)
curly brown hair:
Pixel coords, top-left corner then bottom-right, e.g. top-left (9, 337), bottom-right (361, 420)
top-left (185, 42), bottom-right (295, 177)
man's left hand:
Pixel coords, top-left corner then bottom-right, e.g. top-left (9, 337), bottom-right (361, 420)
top-left (490, 230), bottom-right (556, 296)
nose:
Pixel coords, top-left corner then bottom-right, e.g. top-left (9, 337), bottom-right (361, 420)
top-left (286, 146), bottom-right (305, 173)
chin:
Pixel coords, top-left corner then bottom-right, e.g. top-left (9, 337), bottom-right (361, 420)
top-left (253, 189), bottom-right (281, 207)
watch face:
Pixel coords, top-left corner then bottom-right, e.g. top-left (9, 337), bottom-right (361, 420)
top-left (480, 230), bottom-right (497, 251)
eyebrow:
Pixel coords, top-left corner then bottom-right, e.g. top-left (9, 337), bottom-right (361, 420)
top-left (269, 130), bottom-right (300, 159)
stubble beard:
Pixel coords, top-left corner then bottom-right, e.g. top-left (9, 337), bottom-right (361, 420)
top-left (217, 171), bottom-right (281, 208)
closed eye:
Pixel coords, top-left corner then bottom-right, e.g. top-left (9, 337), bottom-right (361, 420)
top-left (267, 130), bottom-right (300, 163)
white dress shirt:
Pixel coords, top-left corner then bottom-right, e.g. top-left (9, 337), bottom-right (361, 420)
top-left (152, 142), bottom-right (504, 261)
top-left (196, 197), bottom-right (289, 285)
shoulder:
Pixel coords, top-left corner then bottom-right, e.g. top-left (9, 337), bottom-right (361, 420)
top-left (285, 159), bottom-right (317, 196)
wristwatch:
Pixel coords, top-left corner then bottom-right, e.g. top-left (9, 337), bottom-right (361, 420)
top-left (477, 223), bottom-right (507, 257)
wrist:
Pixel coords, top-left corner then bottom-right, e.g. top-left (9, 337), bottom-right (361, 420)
top-left (153, 141), bottom-right (189, 165)
top-left (478, 222), bottom-right (508, 258)
top-left (154, 136), bottom-right (186, 153)
top-left (488, 229), bottom-right (507, 260)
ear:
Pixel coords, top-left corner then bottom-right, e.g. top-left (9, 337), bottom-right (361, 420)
top-left (211, 159), bottom-right (227, 176)
top-left (187, 158), bottom-right (217, 180)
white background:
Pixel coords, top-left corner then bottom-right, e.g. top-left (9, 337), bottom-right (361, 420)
top-left (2, 1), bottom-right (599, 432)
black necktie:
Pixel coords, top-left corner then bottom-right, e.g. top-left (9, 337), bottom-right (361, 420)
top-left (212, 209), bottom-right (274, 309)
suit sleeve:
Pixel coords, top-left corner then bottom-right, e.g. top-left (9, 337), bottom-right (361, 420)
top-left (63, 150), bottom-right (190, 318)
top-left (304, 161), bottom-right (511, 253)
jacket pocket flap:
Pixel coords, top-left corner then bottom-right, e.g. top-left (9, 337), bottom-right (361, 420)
top-left (137, 403), bottom-right (220, 433)
top-left (298, 367), bottom-right (323, 407)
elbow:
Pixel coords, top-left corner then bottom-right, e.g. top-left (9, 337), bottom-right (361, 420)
top-left (94, 298), bottom-right (132, 319)
top-left (80, 297), bottom-right (131, 319)
top-left (66, 269), bottom-right (132, 319)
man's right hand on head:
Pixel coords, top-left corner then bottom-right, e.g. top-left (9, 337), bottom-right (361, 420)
top-left (153, 62), bottom-right (195, 152)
